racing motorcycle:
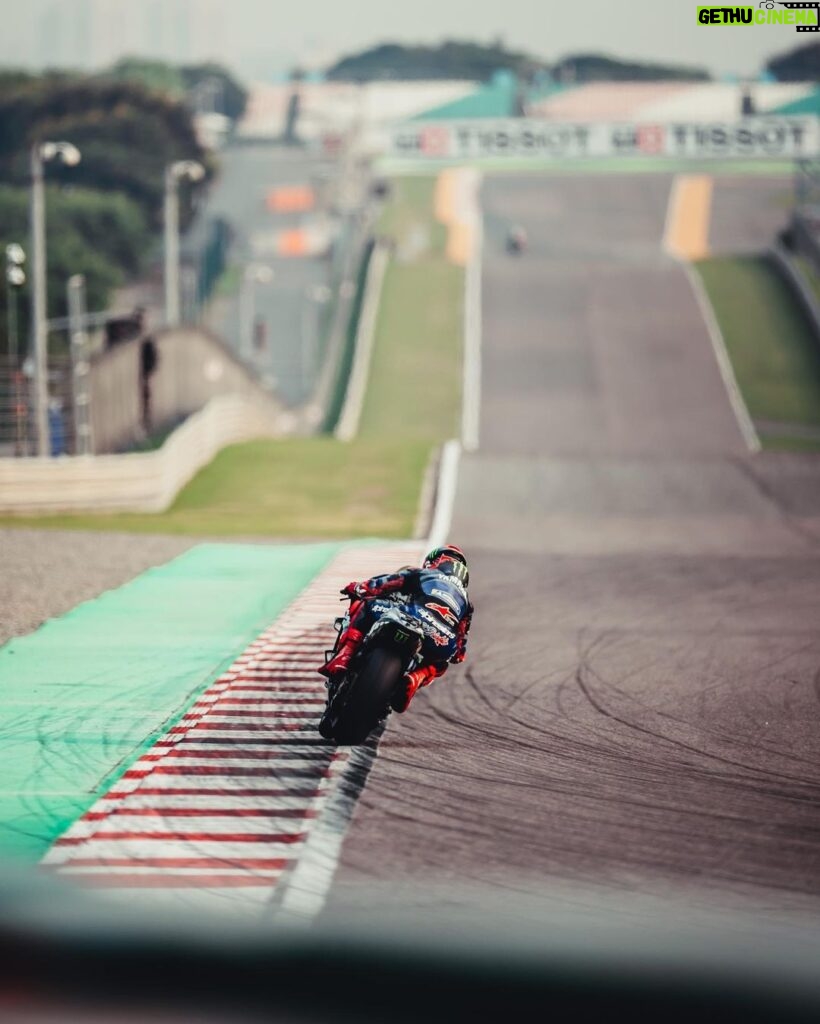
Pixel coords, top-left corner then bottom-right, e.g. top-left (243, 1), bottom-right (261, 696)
top-left (318, 598), bottom-right (427, 746)
top-left (506, 224), bottom-right (528, 255)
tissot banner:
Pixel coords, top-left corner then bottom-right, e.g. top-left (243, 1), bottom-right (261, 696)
top-left (386, 118), bottom-right (820, 160)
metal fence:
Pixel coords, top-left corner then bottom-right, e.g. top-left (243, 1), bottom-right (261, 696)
top-left (0, 323), bottom-right (284, 458)
top-left (795, 157), bottom-right (820, 210)
top-left (0, 354), bottom-right (77, 458)
top-left (789, 159), bottom-right (820, 276)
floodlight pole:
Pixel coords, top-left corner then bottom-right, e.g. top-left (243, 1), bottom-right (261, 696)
top-left (164, 160), bottom-right (205, 328)
top-left (30, 144), bottom-right (49, 455)
top-left (29, 140), bottom-right (81, 456)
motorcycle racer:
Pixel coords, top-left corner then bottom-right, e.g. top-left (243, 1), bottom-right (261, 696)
top-left (506, 223), bottom-right (528, 254)
top-left (319, 544), bottom-right (473, 713)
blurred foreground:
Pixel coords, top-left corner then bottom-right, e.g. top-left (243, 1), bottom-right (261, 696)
top-left (3, 869), bottom-right (820, 1023)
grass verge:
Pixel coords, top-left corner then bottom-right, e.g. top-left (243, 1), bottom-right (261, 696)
top-left (796, 255), bottom-right (820, 306)
top-left (358, 259), bottom-right (462, 442)
top-left (696, 255), bottom-right (820, 452)
top-left (376, 176), bottom-right (448, 252)
top-left (1, 438), bottom-right (433, 538)
top-left (361, 177), bottom-right (462, 442)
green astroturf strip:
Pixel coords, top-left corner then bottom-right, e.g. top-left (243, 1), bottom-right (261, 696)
top-left (0, 541), bottom-right (341, 860)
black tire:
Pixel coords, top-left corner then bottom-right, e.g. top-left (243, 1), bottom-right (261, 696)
top-left (324, 647), bottom-right (403, 745)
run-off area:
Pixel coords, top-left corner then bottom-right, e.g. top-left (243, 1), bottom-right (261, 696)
top-left (2, 542), bottom-right (421, 915)
top-left (40, 542), bottom-right (422, 915)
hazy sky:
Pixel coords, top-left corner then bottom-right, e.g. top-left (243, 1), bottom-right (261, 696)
top-left (2, 0), bottom-right (810, 80)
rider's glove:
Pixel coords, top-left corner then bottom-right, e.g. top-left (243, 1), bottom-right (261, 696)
top-left (340, 581), bottom-right (365, 599)
top-left (403, 569), bottom-right (422, 593)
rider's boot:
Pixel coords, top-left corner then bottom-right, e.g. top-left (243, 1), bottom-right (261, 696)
top-left (319, 627), bottom-right (364, 680)
top-left (390, 664), bottom-right (439, 713)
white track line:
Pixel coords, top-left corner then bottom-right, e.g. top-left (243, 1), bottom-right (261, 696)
top-left (422, 167), bottom-right (482, 548)
top-left (462, 208), bottom-right (484, 453)
top-left (663, 174), bottom-right (760, 454)
top-left (273, 737), bottom-right (384, 922)
top-left (427, 439), bottom-right (462, 550)
top-left (683, 262), bottom-right (761, 453)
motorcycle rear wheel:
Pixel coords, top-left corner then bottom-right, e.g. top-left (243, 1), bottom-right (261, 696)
top-left (320, 647), bottom-right (403, 745)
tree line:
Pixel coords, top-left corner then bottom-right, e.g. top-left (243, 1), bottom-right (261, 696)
top-left (326, 38), bottom-right (820, 84)
top-left (325, 41), bottom-right (710, 83)
top-left (0, 60), bottom-right (246, 357)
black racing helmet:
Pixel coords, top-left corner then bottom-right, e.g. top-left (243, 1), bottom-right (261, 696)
top-left (423, 544), bottom-right (469, 587)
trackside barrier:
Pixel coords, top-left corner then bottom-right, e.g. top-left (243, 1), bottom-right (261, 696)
top-left (90, 325), bottom-right (281, 455)
top-left (787, 210), bottom-right (820, 282)
top-left (300, 211), bottom-right (373, 433)
top-left (0, 394), bottom-right (292, 514)
top-left (768, 243), bottom-right (820, 346)
top-left (335, 240), bottom-right (390, 441)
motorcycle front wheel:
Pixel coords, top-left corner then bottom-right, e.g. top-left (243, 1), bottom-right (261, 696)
top-left (319, 647), bottom-right (403, 745)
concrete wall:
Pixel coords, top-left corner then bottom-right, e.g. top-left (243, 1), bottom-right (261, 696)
top-left (0, 394), bottom-right (292, 514)
top-left (90, 326), bottom-right (280, 454)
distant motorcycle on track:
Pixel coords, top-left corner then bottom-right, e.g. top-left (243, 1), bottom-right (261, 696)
top-left (506, 224), bottom-right (528, 255)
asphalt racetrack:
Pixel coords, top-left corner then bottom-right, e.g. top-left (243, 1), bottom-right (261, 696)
top-left (324, 174), bottom-right (820, 921)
